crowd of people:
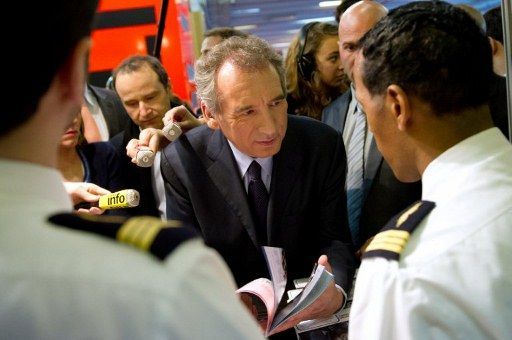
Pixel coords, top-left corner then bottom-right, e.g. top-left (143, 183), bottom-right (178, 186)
top-left (1, 0), bottom-right (511, 339)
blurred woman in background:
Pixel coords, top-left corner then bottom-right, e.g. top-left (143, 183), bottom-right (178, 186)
top-left (58, 109), bottom-right (129, 214)
top-left (285, 22), bottom-right (348, 120)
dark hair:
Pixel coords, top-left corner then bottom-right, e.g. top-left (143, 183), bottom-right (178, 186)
top-left (204, 27), bottom-right (249, 40)
top-left (484, 6), bottom-right (503, 43)
top-left (3, 0), bottom-right (99, 136)
top-left (335, 0), bottom-right (361, 23)
top-left (112, 55), bottom-right (170, 91)
top-left (358, 1), bottom-right (493, 116)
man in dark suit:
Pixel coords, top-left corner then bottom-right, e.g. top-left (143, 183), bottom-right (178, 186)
top-left (110, 55), bottom-right (187, 218)
top-left (161, 36), bottom-right (356, 332)
top-left (323, 1), bottom-right (421, 249)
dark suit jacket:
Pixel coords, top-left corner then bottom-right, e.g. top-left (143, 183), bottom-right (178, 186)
top-left (489, 74), bottom-right (510, 140)
top-left (109, 122), bottom-right (160, 217)
top-left (323, 91), bottom-right (421, 246)
top-left (78, 142), bottom-right (130, 216)
top-left (161, 115), bottom-right (356, 291)
top-left (88, 85), bottom-right (130, 139)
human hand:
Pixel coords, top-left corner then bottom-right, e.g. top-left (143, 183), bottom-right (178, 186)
top-left (163, 105), bottom-right (204, 132)
top-left (125, 128), bottom-right (166, 165)
top-left (64, 182), bottom-right (110, 215)
top-left (270, 255), bottom-right (344, 335)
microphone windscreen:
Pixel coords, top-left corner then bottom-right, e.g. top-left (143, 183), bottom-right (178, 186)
top-left (98, 189), bottom-right (140, 209)
top-left (162, 122), bottom-right (182, 141)
top-left (136, 149), bottom-right (155, 167)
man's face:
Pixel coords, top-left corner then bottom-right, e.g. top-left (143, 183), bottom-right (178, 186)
top-left (115, 64), bottom-right (171, 130)
top-left (353, 52), bottom-right (418, 182)
top-left (206, 61), bottom-right (288, 158)
top-left (338, 14), bottom-right (378, 82)
top-left (201, 36), bottom-right (223, 56)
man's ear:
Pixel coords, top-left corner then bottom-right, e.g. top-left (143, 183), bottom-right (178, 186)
top-left (56, 37), bottom-right (91, 106)
top-left (201, 101), bottom-right (220, 130)
top-left (488, 37), bottom-right (499, 55)
top-left (386, 84), bottom-right (411, 132)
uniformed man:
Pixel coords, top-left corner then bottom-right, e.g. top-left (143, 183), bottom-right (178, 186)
top-left (348, 1), bottom-right (512, 338)
top-left (0, 1), bottom-right (264, 338)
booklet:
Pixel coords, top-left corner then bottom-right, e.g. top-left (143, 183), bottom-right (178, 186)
top-left (237, 246), bottom-right (334, 336)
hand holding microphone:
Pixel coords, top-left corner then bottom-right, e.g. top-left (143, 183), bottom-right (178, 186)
top-left (74, 189), bottom-right (140, 210)
top-left (65, 182), bottom-right (110, 215)
top-left (163, 105), bottom-right (204, 133)
top-left (126, 123), bottom-right (182, 167)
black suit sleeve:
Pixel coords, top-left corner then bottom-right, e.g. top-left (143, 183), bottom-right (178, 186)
top-left (319, 130), bottom-right (356, 293)
top-left (160, 142), bottom-right (200, 229)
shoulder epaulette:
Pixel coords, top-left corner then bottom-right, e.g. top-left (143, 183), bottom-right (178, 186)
top-left (48, 213), bottom-right (198, 261)
top-left (362, 200), bottom-right (435, 261)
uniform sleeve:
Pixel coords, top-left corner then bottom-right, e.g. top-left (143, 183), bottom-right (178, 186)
top-left (162, 239), bottom-right (266, 339)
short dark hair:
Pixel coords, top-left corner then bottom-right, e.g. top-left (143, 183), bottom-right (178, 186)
top-left (358, 1), bottom-right (493, 116)
top-left (204, 27), bottom-right (249, 40)
top-left (112, 55), bottom-right (169, 91)
top-left (484, 6), bottom-right (503, 43)
top-left (3, 0), bottom-right (99, 136)
top-left (335, 0), bottom-right (361, 23)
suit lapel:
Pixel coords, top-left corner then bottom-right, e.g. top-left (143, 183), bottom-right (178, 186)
top-left (338, 90), bottom-right (352, 132)
top-left (206, 130), bottom-right (259, 246)
top-left (268, 124), bottom-right (302, 243)
top-left (365, 138), bottom-right (383, 189)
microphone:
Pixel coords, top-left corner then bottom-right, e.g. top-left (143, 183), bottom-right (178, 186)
top-left (136, 148), bottom-right (155, 167)
top-left (135, 123), bottom-right (182, 167)
top-left (162, 122), bottom-right (182, 141)
top-left (74, 189), bottom-right (140, 210)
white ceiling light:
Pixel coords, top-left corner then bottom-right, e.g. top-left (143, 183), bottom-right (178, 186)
top-left (319, 1), bottom-right (341, 7)
top-left (234, 24), bottom-right (257, 30)
top-left (296, 16), bottom-right (335, 25)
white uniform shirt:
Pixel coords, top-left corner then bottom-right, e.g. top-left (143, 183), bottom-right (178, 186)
top-left (0, 160), bottom-right (265, 339)
top-left (349, 128), bottom-right (512, 339)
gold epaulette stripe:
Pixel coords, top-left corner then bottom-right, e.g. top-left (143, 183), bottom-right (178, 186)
top-left (365, 230), bottom-right (410, 253)
top-left (117, 217), bottom-right (165, 251)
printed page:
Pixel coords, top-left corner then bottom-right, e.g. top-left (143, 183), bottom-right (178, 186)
top-left (269, 264), bottom-right (334, 335)
top-left (262, 246), bottom-right (287, 310)
top-left (237, 278), bottom-right (276, 333)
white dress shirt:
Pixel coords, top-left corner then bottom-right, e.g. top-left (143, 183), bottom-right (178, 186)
top-left (349, 128), bottom-right (512, 339)
top-left (228, 140), bottom-right (272, 193)
top-left (0, 159), bottom-right (265, 339)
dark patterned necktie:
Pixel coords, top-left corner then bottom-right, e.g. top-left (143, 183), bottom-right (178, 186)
top-left (247, 160), bottom-right (269, 244)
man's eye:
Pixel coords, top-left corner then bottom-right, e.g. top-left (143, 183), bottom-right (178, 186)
top-left (269, 100), bottom-right (283, 107)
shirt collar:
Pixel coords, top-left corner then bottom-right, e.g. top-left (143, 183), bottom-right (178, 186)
top-left (227, 140), bottom-right (272, 179)
top-left (422, 127), bottom-right (505, 203)
top-left (0, 159), bottom-right (73, 211)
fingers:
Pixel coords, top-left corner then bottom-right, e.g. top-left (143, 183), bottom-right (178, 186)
top-left (163, 105), bottom-right (203, 133)
top-left (84, 183), bottom-right (110, 196)
top-left (126, 138), bottom-right (140, 162)
top-left (317, 254), bottom-right (333, 274)
top-left (163, 105), bottom-right (188, 125)
top-left (77, 207), bottom-right (105, 215)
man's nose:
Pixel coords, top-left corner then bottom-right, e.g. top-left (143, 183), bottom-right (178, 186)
top-left (139, 102), bottom-right (150, 117)
top-left (258, 108), bottom-right (278, 136)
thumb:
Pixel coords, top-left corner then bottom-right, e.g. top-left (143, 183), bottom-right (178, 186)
top-left (318, 255), bottom-right (333, 273)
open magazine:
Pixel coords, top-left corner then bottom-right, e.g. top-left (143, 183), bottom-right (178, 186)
top-left (236, 246), bottom-right (334, 336)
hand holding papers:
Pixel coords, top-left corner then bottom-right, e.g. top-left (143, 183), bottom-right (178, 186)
top-left (237, 247), bottom-right (337, 336)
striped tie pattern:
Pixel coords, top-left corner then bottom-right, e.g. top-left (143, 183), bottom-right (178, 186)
top-left (346, 103), bottom-right (367, 247)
